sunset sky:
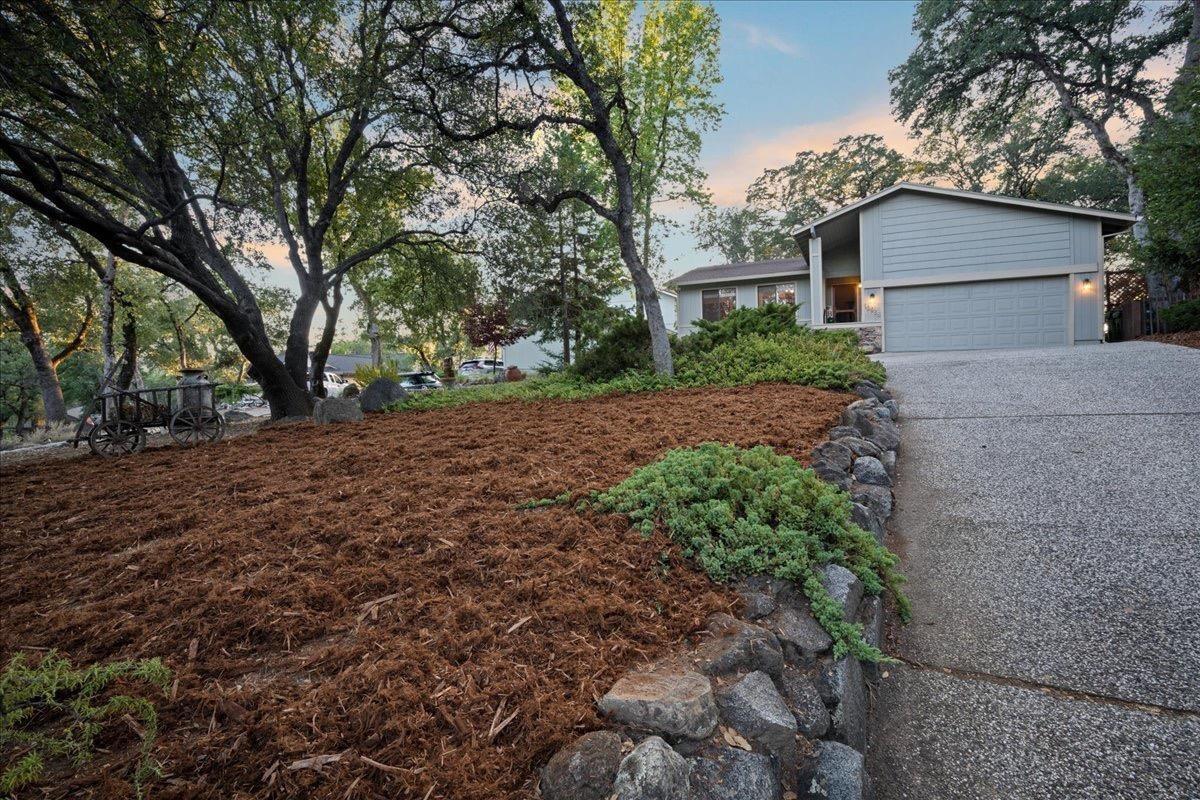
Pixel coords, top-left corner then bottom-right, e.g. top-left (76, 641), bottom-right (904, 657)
top-left (266, 1), bottom-right (925, 333)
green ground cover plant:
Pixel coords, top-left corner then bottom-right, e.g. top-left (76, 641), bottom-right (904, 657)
top-left (399, 307), bottom-right (884, 412)
top-left (582, 443), bottom-right (909, 662)
top-left (0, 652), bottom-right (171, 797)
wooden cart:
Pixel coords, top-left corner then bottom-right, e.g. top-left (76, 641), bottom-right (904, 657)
top-left (72, 382), bottom-right (225, 456)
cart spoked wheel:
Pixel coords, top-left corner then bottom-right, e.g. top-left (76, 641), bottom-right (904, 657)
top-left (88, 420), bottom-right (147, 457)
top-left (169, 408), bottom-right (225, 446)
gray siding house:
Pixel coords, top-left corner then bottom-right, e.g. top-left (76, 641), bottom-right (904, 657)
top-left (672, 183), bottom-right (1135, 352)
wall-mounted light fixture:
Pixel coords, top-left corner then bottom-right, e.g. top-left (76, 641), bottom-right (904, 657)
top-left (865, 290), bottom-right (879, 310)
top-left (1080, 277), bottom-right (1093, 293)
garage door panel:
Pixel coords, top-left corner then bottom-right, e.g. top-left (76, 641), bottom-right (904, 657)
top-left (885, 277), bottom-right (1069, 352)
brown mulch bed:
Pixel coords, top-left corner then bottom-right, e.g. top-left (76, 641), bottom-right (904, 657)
top-left (1141, 330), bottom-right (1200, 349)
top-left (0, 383), bottom-right (851, 799)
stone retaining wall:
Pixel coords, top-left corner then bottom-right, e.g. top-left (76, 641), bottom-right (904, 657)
top-left (539, 380), bottom-right (901, 800)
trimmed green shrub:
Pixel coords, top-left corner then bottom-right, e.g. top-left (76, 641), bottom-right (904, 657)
top-left (571, 317), bottom-right (654, 382)
top-left (1, 652), bottom-right (171, 797)
top-left (674, 303), bottom-right (800, 356)
top-left (675, 329), bottom-right (886, 389)
top-left (1161, 298), bottom-right (1200, 332)
top-left (584, 443), bottom-right (909, 661)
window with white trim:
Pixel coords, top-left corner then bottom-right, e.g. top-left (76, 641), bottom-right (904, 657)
top-left (701, 287), bottom-right (737, 321)
top-left (756, 283), bottom-right (796, 306)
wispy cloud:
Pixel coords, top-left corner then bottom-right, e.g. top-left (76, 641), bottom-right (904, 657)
top-left (733, 21), bottom-right (802, 57)
top-left (704, 103), bottom-right (917, 206)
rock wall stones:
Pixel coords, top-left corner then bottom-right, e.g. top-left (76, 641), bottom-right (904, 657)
top-left (313, 396), bottom-right (363, 424)
top-left (540, 380), bottom-right (902, 800)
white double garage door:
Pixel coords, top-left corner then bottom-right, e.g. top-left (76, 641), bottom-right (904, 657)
top-left (883, 276), bottom-right (1069, 352)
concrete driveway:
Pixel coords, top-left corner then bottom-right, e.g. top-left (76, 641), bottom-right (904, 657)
top-left (866, 341), bottom-right (1200, 799)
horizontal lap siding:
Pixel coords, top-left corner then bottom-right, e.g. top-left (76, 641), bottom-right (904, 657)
top-left (885, 277), bottom-right (1069, 351)
top-left (877, 194), bottom-right (1073, 279)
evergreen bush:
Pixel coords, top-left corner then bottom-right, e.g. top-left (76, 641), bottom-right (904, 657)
top-left (571, 317), bottom-right (655, 381)
top-left (585, 443), bottom-right (909, 661)
top-left (1160, 298), bottom-right (1200, 332)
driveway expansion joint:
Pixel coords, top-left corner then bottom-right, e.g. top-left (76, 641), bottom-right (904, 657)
top-left (891, 655), bottom-right (1200, 720)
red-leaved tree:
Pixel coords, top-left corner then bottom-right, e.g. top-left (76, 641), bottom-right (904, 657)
top-left (463, 302), bottom-right (527, 378)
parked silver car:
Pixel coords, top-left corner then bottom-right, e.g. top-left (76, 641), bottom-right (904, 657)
top-left (399, 371), bottom-right (443, 392)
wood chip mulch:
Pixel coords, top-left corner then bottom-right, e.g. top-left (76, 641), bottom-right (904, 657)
top-left (0, 383), bottom-right (851, 799)
top-left (1140, 330), bottom-right (1200, 350)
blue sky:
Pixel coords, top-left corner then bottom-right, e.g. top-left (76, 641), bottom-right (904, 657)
top-left (661, 0), bottom-right (920, 276)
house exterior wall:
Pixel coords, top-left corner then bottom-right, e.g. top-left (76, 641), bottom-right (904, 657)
top-left (855, 192), bottom-right (1105, 346)
top-left (675, 276), bottom-right (811, 336)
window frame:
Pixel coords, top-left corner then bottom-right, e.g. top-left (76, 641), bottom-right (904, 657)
top-left (701, 287), bottom-right (738, 322)
top-left (756, 282), bottom-right (797, 307)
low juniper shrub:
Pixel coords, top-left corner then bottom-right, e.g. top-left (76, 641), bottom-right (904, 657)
top-left (0, 652), bottom-right (171, 797)
top-left (586, 443), bottom-right (909, 662)
top-left (674, 302), bottom-right (800, 357)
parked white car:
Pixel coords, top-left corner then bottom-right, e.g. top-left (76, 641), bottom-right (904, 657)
top-left (319, 372), bottom-right (357, 397)
top-left (457, 358), bottom-right (504, 374)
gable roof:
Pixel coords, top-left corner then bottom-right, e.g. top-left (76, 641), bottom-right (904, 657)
top-left (796, 182), bottom-right (1137, 237)
top-left (671, 257), bottom-right (809, 287)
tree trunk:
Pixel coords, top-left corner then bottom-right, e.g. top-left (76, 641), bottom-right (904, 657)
top-left (13, 310), bottom-right (68, 424)
top-left (0, 264), bottom-right (69, 424)
top-left (612, 163), bottom-right (672, 374)
top-left (310, 282), bottom-right (343, 397)
top-left (115, 314), bottom-right (137, 391)
top-left (284, 286), bottom-right (321, 393)
top-left (101, 252), bottom-right (116, 379)
top-left (559, 216), bottom-right (571, 366)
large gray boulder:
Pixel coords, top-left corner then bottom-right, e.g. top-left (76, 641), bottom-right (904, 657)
top-left (313, 396), bottom-right (363, 424)
top-left (879, 449), bottom-right (897, 479)
top-left (811, 441), bottom-right (854, 472)
top-left (734, 576), bottom-right (780, 620)
top-left (827, 425), bottom-right (862, 441)
top-left (764, 605), bottom-right (832, 665)
top-left (819, 565), bottom-right (863, 623)
top-left (851, 482), bottom-right (893, 520)
top-left (884, 398), bottom-right (900, 420)
top-left (777, 666), bottom-right (830, 738)
top-left (692, 614), bottom-right (784, 678)
top-left (836, 436), bottom-right (883, 460)
top-left (714, 672), bottom-right (798, 779)
top-left (599, 671), bottom-right (719, 740)
top-left (842, 399), bottom-right (901, 451)
top-left (687, 747), bottom-right (781, 800)
top-left (828, 656), bottom-right (867, 752)
top-left (799, 740), bottom-right (866, 800)
top-left (849, 503), bottom-right (884, 545)
top-left (614, 736), bottom-right (690, 800)
top-left (811, 461), bottom-right (852, 491)
top-left (852, 456), bottom-right (891, 487)
top-left (855, 596), bottom-right (884, 682)
top-left (359, 377), bottom-right (409, 412)
top-left (856, 596), bottom-right (883, 651)
top-left (541, 730), bottom-right (623, 800)
top-left (852, 380), bottom-right (887, 402)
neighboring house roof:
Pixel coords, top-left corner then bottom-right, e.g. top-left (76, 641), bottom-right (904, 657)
top-left (670, 257), bottom-right (810, 287)
top-left (325, 354), bottom-right (373, 375)
top-left (794, 181), bottom-right (1137, 237)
